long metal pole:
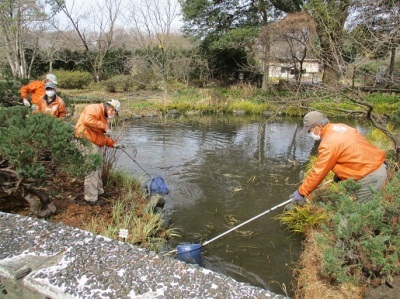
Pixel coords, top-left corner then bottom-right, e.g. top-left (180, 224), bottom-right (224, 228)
top-left (202, 179), bottom-right (333, 247)
top-left (163, 180), bottom-right (333, 256)
top-left (202, 198), bottom-right (292, 246)
top-left (162, 198), bottom-right (293, 256)
top-left (121, 148), bottom-right (153, 179)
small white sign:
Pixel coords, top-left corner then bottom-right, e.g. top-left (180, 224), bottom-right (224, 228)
top-left (119, 229), bottom-right (129, 239)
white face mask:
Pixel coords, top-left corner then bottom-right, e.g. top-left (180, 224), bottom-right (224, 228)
top-left (46, 90), bottom-right (55, 97)
top-left (309, 131), bottom-right (321, 141)
top-left (107, 114), bottom-right (115, 119)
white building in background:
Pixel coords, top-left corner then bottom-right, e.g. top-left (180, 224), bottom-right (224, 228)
top-left (268, 59), bottom-right (322, 83)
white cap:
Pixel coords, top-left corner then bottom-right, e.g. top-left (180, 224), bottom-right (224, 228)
top-left (107, 99), bottom-right (121, 112)
top-left (46, 74), bottom-right (58, 84)
top-left (45, 81), bottom-right (56, 89)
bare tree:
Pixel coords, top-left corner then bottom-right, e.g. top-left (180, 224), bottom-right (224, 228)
top-left (53, 0), bottom-right (122, 81)
top-left (256, 12), bottom-right (317, 87)
top-left (0, 0), bottom-right (49, 78)
top-left (126, 0), bottom-right (181, 101)
top-left (165, 35), bottom-right (202, 86)
top-left (347, 0), bottom-right (400, 85)
top-left (307, 0), bottom-right (351, 87)
top-left (254, 27), bottom-right (272, 89)
top-left (279, 13), bottom-right (316, 83)
top-left (299, 1), bottom-right (400, 162)
top-left (35, 27), bottom-right (63, 72)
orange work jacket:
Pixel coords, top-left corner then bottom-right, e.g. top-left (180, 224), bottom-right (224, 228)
top-left (299, 123), bottom-right (386, 197)
top-left (20, 81), bottom-right (45, 105)
top-left (75, 103), bottom-right (115, 147)
top-left (34, 95), bottom-right (66, 118)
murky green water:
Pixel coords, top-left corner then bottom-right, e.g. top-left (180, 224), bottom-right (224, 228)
top-left (118, 114), bottom-right (369, 297)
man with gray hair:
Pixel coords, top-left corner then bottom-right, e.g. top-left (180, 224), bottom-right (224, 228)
top-left (292, 110), bottom-right (387, 204)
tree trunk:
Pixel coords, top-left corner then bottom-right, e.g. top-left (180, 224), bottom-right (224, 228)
top-left (351, 66), bottom-right (356, 89)
top-left (396, 134), bottom-right (400, 166)
top-left (322, 60), bottom-right (339, 87)
top-left (261, 42), bottom-right (270, 90)
top-left (388, 44), bottom-right (396, 82)
top-left (161, 67), bottom-right (168, 105)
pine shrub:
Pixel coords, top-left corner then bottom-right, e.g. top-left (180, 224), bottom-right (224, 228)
top-left (0, 106), bottom-right (101, 179)
top-left (318, 176), bottom-right (400, 284)
top-left (0, 79), bottom-right (25, 106)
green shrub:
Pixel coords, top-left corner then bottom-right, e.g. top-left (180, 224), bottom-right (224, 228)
top-left (103, 75), bottom-right (134, 92)
top-left (317, 175), bottom-right (400, 284)
top-left (0, 79), bottom-right (25, 106)
top-left (0, 106), bottom-right (100, 178)
top-left (52, 70), bottom-right (93, 89)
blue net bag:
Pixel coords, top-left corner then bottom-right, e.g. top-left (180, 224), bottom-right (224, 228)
top-left (148, 176), bottom-right (169, 195)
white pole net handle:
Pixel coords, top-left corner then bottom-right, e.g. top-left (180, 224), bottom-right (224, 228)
top-left (202, 198), bottom-right (293, 247)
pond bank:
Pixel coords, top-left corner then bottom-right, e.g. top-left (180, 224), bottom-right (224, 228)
top-left (0, 212), bottom-right (290, 299)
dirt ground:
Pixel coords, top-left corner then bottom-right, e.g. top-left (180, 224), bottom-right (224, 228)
top-left (1, 173), bottom-right (399, 299)
top-left (0, 174), bottom-right (117, 231)
top-left (363, 276), bottom-right (400, 299)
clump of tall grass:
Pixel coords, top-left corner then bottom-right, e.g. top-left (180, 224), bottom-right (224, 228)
top-left (84, 193), bottom-right (180, 252)
top-left (226, 101), bottom-right (266, 114)
top-left (229, 82), bottom-right (258, 98)
top-left (276, 205), bottom-right (329, 234)
top-left (85, 168), bottom-right (180, 251)
top-left (105, 168), bottom-right (143, 196)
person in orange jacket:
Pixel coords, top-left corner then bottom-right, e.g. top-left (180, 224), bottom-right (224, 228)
top-left (75, 99), bottom-right (124, 205)
top-left (33, 82), bottom-right (66, 118)
top-left (20, 74), bottom-right (58, 110)
top-left (292, 111), bottom-right (387, 205)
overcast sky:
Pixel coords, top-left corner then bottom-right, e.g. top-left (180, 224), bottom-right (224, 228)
top-left (58, 0), bottom-right (183, 32)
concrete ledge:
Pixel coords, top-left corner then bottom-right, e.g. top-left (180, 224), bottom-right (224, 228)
top-left (0, 212), bottom-right (289, 298)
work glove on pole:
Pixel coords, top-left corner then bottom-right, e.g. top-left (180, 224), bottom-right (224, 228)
top-left (114, 144), bottom-right (125, 149)
top-left (284, 190), bottom-right (306, 211)
top-left (292, 190), bottom-right (306, 205)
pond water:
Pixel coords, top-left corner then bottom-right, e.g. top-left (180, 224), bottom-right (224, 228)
top-left (117, 114), bottom-right (369, 297)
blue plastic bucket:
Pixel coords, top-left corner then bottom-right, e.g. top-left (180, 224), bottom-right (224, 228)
top-left (177, 244), bottom-right (202, 266)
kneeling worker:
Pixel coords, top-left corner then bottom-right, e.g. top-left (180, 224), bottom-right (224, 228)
top-left (292, 111), bottom-right (387, 205)
top-left (75, 99), bottom-right (124, 205)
